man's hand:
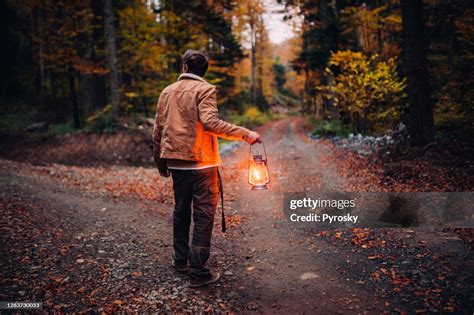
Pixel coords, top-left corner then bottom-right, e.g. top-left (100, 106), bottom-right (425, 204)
top-left (246, 131), bottom-right (262, 145)
top-left (155, 157), bottom-right (170, 177)
top-left (158, 165), bottom-right (170, 177)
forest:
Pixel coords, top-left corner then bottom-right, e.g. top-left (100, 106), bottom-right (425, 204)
top-left (1, 0), bottom-right (472, 146)
top-left (0, 0), bottom-right (473, 313)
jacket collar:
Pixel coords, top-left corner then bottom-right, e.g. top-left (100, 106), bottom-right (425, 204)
top-left (177, 73), bottom-right (207, 83)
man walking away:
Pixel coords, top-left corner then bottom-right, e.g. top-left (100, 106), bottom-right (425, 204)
top-left (152, 50), bottom-right (261, 288)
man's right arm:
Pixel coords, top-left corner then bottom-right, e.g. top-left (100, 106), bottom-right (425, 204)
top-left (152, 98), bottom-right (170, 177)
top-left (198, 85), bottom-right (261, 144)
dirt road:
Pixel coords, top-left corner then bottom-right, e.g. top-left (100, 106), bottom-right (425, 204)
top-left (1, 118), bottom-right (472, 313)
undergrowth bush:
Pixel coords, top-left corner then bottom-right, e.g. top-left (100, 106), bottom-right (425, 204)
top-left (228, 106), bottom-right (272, 129)
top-left (85, 105), bottom-right (119, 133)
top-left (310, 118), bottom-right (350, 137)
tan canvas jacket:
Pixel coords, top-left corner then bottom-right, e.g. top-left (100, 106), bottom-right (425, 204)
top-left (152, 73), bottom-right (250, 167)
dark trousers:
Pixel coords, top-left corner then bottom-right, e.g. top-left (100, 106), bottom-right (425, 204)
top-left (170, 167), bottom-right (219, 278)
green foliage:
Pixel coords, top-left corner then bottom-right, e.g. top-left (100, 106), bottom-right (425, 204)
top-left (426, 3), bottom-right (474, 130)
top-left (272, 62), bottom-right (287, 92)
top-left (0, 108), bottom-right (32, 133)
top-left (85, 105), bottom-right (118, 133)
top-left (433, 85), bottom-right (474, 142)
top-left (271, 60), bottom-right (301, 108)
top-left (225, 89), bottom-right (270, 114)
top-left (3, 0), bottom-right (471, 140)
top-left (245, 106), bottom-right (263, 122)
top-left (153, 1), bottom-right (243, 108)
top-left (118, 2), bottom-right (167, 113)
top-left (317, 50), bottom-right (406, 133)
top-left (309, 118), bottom-right (349, 137)
top-left (2, 0), bottom-right (244, 126)
top-left (272, 91), bottom-right (300, 108)
top-left (48, 122), bottom-right (75, 135)
top-left (228, 106), bottom-right (271, 129)
top-left (341, 4), bottom-right (401, 56)
top-left (292, 1), bottom-right (341, 73)
top-left (255, 91), bottom-right (270, 112)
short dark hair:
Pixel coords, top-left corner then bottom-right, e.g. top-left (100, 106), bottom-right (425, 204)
top-left (182, 50), bottom-right (209, 77)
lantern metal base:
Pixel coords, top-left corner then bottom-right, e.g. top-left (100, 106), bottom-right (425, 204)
top-left (251, 184), bottom-right (269, 190)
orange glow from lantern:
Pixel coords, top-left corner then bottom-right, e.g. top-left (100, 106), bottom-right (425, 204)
top-left (248, 155), bottom-right (270, 190)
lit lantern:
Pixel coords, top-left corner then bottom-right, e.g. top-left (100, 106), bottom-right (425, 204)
top-left (248, 142), bottom-right (270, 190)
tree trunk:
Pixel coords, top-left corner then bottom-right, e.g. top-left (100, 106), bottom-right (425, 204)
top-left (78, 2), bottom-right (96, 116)
top-left (401, 0), bottom-right (434, 145)
top-left (304, 68), bottom-right (310, 113)
top-left (33, 3), bottom-right (45, 99)
top-left (91, 0), bottom-right (107, 110)
top-left (446, 0), bottom-right (458, 85)
top-left (39, 40), bottom-right (45, 98)
top-left (103, 0), bottom-right (120, 117)
top-left (79, 74), bottom-right (94, 116)
top-left (79, 18), bottom-right (94, 117)
top-left (249, 3), bottom-right (257, 106)
top-left (256, 14), bottom-right (265, 108)
top-left (68, 67), bottom-right (81, 129)
top-left (50, 72), bottom-right (57, 100)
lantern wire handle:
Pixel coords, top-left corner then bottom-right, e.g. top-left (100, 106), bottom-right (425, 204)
top-left (248, 141), bottom-right (268, 161)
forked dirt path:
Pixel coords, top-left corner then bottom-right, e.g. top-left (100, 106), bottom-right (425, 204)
top-left (0, 118), bottom-right (472, 313)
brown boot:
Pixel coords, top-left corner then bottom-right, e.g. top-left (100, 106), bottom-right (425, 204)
top-left (189, 272), bottom-right (221, 288)
top-left (171, 260), bottom-right (189, 274)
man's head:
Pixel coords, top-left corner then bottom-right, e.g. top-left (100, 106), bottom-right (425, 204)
top-left (182, 50), bottom-right (209, 77)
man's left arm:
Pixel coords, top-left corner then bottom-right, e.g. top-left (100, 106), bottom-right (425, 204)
top-left (198, 85), bottom-right (251, 141)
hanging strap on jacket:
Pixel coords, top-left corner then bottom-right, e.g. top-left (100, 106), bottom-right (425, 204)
top-left (217, 167), bottom-right (226, 233)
